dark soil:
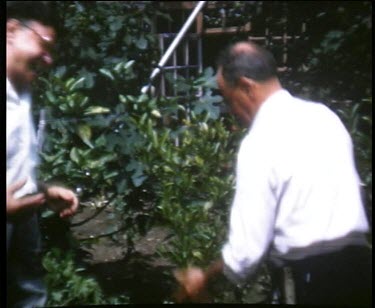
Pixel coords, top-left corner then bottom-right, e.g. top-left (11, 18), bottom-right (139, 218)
top-left (67, 205), bottom-right (178, 303)
top-left (42, 205), bottom-right (270, 304)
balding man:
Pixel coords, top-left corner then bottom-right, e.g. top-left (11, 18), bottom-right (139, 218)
top-left (174, 41), bottom-right (371, 305)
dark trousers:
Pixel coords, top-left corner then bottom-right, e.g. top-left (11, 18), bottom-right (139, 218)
top-left (7, 211), bottom-right (47, 308)
top-left (270, 245), bottom-right (372, 307)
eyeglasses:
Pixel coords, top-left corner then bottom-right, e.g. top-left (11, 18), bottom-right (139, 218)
top-left (19, 20), bottom-right (53, 44)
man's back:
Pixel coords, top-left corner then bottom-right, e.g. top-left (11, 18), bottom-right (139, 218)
top-left (237, 89), bottom-right (369, 257)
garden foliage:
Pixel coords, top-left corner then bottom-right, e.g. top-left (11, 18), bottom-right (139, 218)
top-left (35, 1), bottom-right (371, 305)
top-left (37, 1), bottom-right (243, 304)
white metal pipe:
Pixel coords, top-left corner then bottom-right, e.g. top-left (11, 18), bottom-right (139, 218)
top-left (37, 109), bottom-right (46, 152)
top-left (141, 1), bottom-right (206, 94)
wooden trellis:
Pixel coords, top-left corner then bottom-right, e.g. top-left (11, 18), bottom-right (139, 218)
top-left (153, 1), bottom-right (308, 96)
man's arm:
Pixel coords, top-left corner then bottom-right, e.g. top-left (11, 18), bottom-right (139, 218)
top-left (7, 179), bottom-right (46, 215)
top-left (7, 179), bottom-right (79, 218)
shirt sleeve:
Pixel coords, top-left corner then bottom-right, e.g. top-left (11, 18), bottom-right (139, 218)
top-left (222, 133), bottom-right (276, 285)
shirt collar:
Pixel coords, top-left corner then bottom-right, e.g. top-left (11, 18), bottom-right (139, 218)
top-left (261, 88), bottom-right (291, 109)
top-left (7, 78), bottom-right (31, 105)
top-left (249, 89), bottom-right (291, 130)
top-left (7, 78), bottom-right (20, 104)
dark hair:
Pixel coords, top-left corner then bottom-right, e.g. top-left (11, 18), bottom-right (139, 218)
top-left (7, 1), bottom-right (57, 29)
top-left (217, 41), bottom-right (278, 87)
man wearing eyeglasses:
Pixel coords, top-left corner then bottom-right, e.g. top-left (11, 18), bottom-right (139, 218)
top-left (7, 2), bottom-right (79, 307)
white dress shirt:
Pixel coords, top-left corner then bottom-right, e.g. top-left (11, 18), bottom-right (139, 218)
top-left (7, 79), bottom-right (39, 199)
top-left (222, 89), bottom-right (369, 284)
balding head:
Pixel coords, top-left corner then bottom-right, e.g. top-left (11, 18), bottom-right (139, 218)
top-left (217, 41), bottom-right (278, 88)
top-left (216, 41), bottom-right (282, 127)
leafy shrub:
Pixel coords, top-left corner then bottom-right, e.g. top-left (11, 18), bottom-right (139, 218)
top-left (43, 248), bottom-right (129, 306)
top-left (36, 2), bottom-right (165, 256)
top-left (328, 98), bottom-right (372, 226)
top-left (34, 1), bottom-right (371, 305)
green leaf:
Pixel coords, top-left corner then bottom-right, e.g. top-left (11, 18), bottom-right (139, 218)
top-left (104, 170), bottom-right (119, 180)
top-left (119, 94), bottom-right (127, 103)
top-left (52, 292), bottom-right (63, 302)
top-left (193, 95), bottom-right (222, 120)
top-left (70, 147), bottom-right (80, 164)
top-left (46, 91), bottom-right (56, 103)
top-left (69, 77), bottom-right (85, 91)
top-left (55, 66), bottom-right (67, 78)
top-left (95, 134), bottom-right (107, 147)
top-left (77, 124), bottom-right (94, 148)
top-left (100, 154), bottom-right (117, 164)
top-left (132, 175), bottom-right (148, 187)
top-left (65, 78), bottom-right (75, 89)
top-left (114, 62), bottom-right (123, 73)
top-left (84, 106), bottom-right (110, 115)
top-left (203, 201), bottom-right (213, 211)
top-left (137, 93), bottom-right (149, 103)
top-left (151, 109), bottom-right (162, 118)
top-left (194, 156), bottom-right (204, 166)
top-left (110, 18), bottom-right (123, 31)
top-left (99, 68), bottom-right (115, 80)
top-left (124, 60), bottom-right (135, 70)
top-left (116, 179), bottom-right (127, 193)
top-left (192, 250), bottom-right (203, 260)
top-left (136, 36), bottom-right (148, 50)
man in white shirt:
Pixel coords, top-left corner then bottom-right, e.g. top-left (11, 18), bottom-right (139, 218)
top-left (7, 2), bottom-right (79, 307)
top-left (174, 41), bottom-right (371, 305)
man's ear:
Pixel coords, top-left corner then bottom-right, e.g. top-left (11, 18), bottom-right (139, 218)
top-left (7, 19), bottom-right (21, 43)
top-left (238, 76), bottom-right (256, 96)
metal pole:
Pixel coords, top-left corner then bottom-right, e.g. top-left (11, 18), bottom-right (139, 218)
top-left (141, 1), bottom-right (207, 94)
top-left (37, 109), bottom-right (46, 152)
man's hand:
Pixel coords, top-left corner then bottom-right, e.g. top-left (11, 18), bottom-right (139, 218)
top-left (173, 267), bottom-right (210, 303)
top-left (45, 186), bottom-right (79, 218)
top-left (7, 179), bottom-right (46, 215)
top-left (173, 260), bottom-right (224, 303)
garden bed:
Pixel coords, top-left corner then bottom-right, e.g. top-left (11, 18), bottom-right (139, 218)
top-left (70, 205), bottom-right (177, 303)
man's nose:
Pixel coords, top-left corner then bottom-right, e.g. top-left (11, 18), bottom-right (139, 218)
top-left (42, 52), bottom-right (53, 66)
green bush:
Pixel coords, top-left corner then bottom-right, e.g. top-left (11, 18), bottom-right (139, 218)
top-left (328, 98), bottom-right (372, 226)
top-left (38, 63), bottom-right (247, 303)
top-left (43, 248), bottom-right (129, 306)
top-left (34, 1), bottom-right (371, 305)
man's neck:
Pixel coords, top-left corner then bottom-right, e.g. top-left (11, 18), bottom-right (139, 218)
top-left (257, 79), bottom-right (283, 106)
top-left (247, 79), bottom-right (282, 126)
